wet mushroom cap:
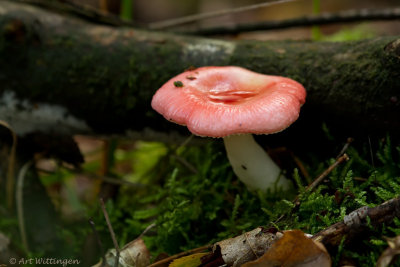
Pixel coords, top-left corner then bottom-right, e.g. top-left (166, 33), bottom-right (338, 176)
top-left (151, 66), bottom-right (306, 137)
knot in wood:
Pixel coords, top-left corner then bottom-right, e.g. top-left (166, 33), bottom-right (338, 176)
top-left (344, 206), bottom-right (369, 227)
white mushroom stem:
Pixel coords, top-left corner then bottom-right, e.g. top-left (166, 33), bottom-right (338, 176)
top-left (223, 134), bottom-right (291, 191)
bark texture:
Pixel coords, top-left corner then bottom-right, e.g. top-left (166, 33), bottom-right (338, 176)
top-left (0, 1), bottom-right (399, 141)
top-left (313, 197), bottom-right (400, 248)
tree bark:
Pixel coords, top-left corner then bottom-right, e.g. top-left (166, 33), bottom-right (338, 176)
top-left (0, 0), bottom-right (399, 142)
top-left (312, 197), bottom-right (400, 248)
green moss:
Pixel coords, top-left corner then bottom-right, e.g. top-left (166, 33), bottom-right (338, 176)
top-left (82, 134), bottom-right (400, 265)
top-left (2, 126), bottom-right (399, 265)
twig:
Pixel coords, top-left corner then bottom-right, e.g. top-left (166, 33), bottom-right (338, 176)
top-left (336, 137), bottom-right (354, 159)
top-left (149, 0), bottom-right (296, 30)
top-left (368, 136), bottom-right (377, 181)
top-left (183, 7), bottom-right (400, 36)
top-left (88, 218), bottom-right (107, 266)
top-left (305, 154), bottom-right (349, 193)
top-left (292, 153), bottom-right (311, 183)
top-left (313, 196), bottom-right (400, 247)
top-left (0, 120), bottom-right (17, 210)
top-left (148, 244), bottom-right (211, 267)
top-left (177, 134), bottom-right (194, 150)
top-left (138, 223), bottom-right (156, 239)
top-left (273, 153), bottom-right (350, 225)
top-left (172, 155), bottom-right (198, 174)
top-left (99, 198), bottom-right (120, 267)
top-left (293, 153), bottom-right (349, 206)
top-left (16, 160), bottom-right (33, 253)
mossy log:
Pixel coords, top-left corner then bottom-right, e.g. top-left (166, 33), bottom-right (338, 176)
top-left (0, 1), bottom-right (399, 143)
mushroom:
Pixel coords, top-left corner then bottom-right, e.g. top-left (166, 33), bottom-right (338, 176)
top-left (151, 66), bottom-right (306, 191)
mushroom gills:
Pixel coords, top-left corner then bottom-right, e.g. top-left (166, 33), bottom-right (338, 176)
top-left (223, 134), bottom-right (291, 191)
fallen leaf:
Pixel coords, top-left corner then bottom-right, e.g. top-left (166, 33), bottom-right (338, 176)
top-left (168, 252), bottom-right (209, 267)
top-left (242, 230), bottom-right (331, 267)
top-left (376, 236), bottom-right (400, 267)
top-left (213, 227), bottom-right (281, 266)
top-left (93, 238), bottom-right (150, 267)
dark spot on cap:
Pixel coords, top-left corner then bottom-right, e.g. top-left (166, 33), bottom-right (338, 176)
top-left (241, 165), bottom-right (247, 170)
top-left (174, 81), bottom-right (184, 87)
top-left (186, 75), bottom-right (196, 80)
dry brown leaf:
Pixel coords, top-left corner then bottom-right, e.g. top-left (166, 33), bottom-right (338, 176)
top-left (93, 238), bottom-right (150, 267)
top-left (213, 227), bottom-right (281, 267)
top-left (242, 230), bottom-right (331, 267)
top-left (376, 236), bottom-right (400, 267)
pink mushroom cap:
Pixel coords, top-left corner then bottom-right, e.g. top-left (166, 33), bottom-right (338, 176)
top-left (151, 66), bottom-right (306, 138)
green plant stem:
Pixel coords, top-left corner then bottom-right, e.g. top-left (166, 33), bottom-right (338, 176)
top-left (120, 0), bottom-right (132, 21)
top-left (311, 0), bottom-right (322, 40)
top-left (16, 160), bottom-right (33, 253)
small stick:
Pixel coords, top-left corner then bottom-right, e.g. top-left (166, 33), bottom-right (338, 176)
top-left (149, 0), bottom-right (295, 29)
top-left (292, 153), bottom-right (311, 183)
top-left (88, 218), bottom-right (107, 266)
top-left (177, 134), bottom-right (194, 150)
top-left (294, 153), bottom-right (349, 205)
top-left (368, 136), bottom-right (377, 181)
top-left (274, 153), bottom-right (350, 224)
top-left (336, 137), bottom-right (354, 159)
top-left (138, 223), bottom-right (156, 239)
top-left (305, 154), bottom-right (349, 193)
top-left (99, 198), bottom-right (120, 267)
top-left (185, 7), bottom-right (400, 36)
top-left (172, 155), bottom-right (198, 174)
top-left (148, 244), bottom-right (211, 267)
top-left (313, 196), bottom-right (400, 247)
